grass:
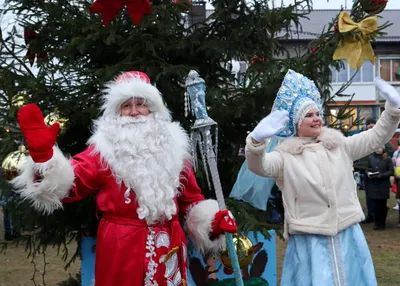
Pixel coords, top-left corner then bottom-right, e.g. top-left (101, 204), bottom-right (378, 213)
top-left (0, 190), bottom-right (399, 285)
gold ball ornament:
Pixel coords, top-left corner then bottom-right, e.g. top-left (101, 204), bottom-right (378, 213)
top-left (360, 0), bottom-right (388, 14)
top-left (44, 111), bottom-right (69, 134)
top-left (1, 145), bottom-right (30, 181)
top-left (11, 92), bottom-right (30, 109)
top-left (220, 234), bottom-right (254, 269)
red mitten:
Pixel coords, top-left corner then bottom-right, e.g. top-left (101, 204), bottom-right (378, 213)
top-left (211, 210), bottom-right (237, 238)
top-left (18, 104), bottom-right (60, 163)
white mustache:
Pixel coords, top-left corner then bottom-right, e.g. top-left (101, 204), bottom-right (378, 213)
top-left (118, 115), bottom-right (151, 126)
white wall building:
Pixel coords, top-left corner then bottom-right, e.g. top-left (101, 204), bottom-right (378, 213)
top-left (188, 8), bottom-right (400, 137)
top-left (272, 9), bottom-right (400, 135)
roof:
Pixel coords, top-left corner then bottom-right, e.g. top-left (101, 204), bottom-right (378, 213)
top-left (204, 9), bottom-right (400, 42)
top-left (288, 9), bottom-right (400, 42)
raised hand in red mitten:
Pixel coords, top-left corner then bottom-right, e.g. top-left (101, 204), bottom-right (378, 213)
top-left (18, 104), bottom-right (60, 163)
top-left (210, 210), bottom-right (237, 239)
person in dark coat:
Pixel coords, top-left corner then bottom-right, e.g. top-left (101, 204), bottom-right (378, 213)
top-left (354, 117), bottom-right (394, 223)
top-left (366, 147), bottom-right (394, 230)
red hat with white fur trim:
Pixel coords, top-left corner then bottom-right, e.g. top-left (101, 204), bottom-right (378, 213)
top-left (101, 71), bottom-right (171, 120)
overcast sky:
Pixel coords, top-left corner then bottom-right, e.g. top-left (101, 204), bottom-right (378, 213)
top-left (206, 0), bottom-right (400, 10)
top-left (285, 0), bottom-right (400, 9)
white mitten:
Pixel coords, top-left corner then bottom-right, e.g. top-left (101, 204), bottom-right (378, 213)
top-left (375, 78), bottom-right (400, 108)
top-left (250, 110), bottom-right (289, 142)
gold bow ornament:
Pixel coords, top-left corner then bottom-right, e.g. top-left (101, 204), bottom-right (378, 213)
top-left (332, 11), bottom-right (378, 70)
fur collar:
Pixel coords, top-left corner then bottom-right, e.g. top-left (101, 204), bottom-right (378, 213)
top-left (275, 127), bottom-right (345, 155)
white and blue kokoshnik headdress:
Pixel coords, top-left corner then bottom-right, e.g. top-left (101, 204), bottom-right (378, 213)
top-left (230, 69), bottom-right (324, 210)
top-left (273, 69), bottom-right (324, 137)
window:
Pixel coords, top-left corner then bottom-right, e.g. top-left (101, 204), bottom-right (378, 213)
top-left (331, 60), bottom-right (375, 83)
top-left (338, 64), bottom-right (348, 82)
top-left (379, 58), bottom-right (400, 82)
top-left (327, 106), bottom-right (370, 131)
top-left (359, 106), bottom-right (374, 122)
top-left (362, 61), bottom-right (374, 82)
top-left (327, 108), bottom-right (339, 126)
top-left (341, 107), bottom-right (358, 131)
top-left (237, 62), bottom-right (247, 85)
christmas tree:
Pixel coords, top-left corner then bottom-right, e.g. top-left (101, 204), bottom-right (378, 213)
top-left (0, 0), bottom-right (391, 283)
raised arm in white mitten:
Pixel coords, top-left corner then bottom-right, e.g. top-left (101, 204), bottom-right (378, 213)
top-left (250, 110), bottom-right (289, 142)
top-left (375, 78), bottom-right (400, 108)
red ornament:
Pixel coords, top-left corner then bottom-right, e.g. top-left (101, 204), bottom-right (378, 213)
top-left (333, 22), bottom-right (339, 32)
top-left (251, 56), bottom-right (265, 72)
top-left (89, 0), bottom-right (152, 27)
top-left (174, 0), bottom-right (191, 12)
top-left (23, 28), bottom-right (48, 66)
top-left (360, 0), bottom-right (388, 14)
top-left (251, 55), bottom-right (264, 65)
top-left (310, 47), bottom-right (318, 54)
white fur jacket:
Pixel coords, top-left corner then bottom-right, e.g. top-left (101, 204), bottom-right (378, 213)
top-left (246, 102), bottom-right (400, 239)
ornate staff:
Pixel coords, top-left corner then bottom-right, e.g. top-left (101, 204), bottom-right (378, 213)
top-left (185, 70), bottom-right (244, 286)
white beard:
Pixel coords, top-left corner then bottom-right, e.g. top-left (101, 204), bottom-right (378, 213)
top-left (88, 114), bottom-right (190, 224)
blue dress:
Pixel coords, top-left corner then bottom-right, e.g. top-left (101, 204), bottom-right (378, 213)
top-left (281, 223), bottom-right (377, 286)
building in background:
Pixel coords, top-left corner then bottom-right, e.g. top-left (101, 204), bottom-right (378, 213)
top-left (284, 9), bottom-right (400, 143)
top-left (187, 8), bottom-right (400, 142)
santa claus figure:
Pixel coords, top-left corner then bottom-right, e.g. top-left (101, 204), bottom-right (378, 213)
top-left (13, 71), bottom-right (237, 286)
